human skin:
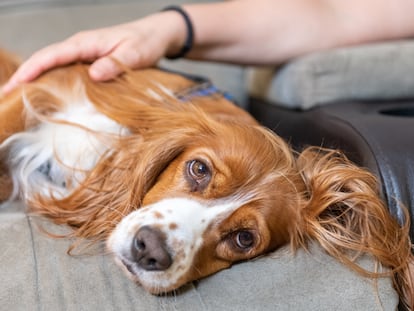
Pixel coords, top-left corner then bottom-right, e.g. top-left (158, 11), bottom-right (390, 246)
top-left (3, 0), bottom-right (414, 94)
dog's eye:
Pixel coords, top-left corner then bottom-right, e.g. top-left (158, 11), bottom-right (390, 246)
top-left (186, 159), bottom-right (212, 192)
top-left (188, 159), bottom-right (210, 181)
top-left (233, 230), bottom-right (255, 250)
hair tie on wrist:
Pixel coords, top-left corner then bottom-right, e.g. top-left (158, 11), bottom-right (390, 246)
top-left (162, 6), bottom-right (194, 60)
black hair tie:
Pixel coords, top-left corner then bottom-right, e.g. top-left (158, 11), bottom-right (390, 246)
top-left (162, 6), bottom-right (194, 60)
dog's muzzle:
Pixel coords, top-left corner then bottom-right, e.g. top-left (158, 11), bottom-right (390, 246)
top-left (131, 226), bottom-right (172, 271)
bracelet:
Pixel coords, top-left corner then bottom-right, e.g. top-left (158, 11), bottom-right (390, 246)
top-left (162, 6), bottom-right (194, 60)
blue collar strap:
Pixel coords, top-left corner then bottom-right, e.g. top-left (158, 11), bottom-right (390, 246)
top-left (159, 67), bottom-right (237, 103)
top-left (175, 81), bottom-right (234, 102)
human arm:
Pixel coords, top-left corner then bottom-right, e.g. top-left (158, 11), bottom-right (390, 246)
top-left (2, 10), bottom-right (188, 93)
top-left (183, 0), bottom-right (414, 64)
top-left (3, 0), bottom-right (414, 94)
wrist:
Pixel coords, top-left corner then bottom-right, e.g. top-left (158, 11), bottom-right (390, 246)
top-left (154, 10), bottom-right (189, 59)
top-left (162, 6), bottom-right (194, 59)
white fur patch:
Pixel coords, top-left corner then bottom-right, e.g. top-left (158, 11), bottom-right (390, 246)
top-left (1, 91), bottom-right (126, 200)
top-left (107, 197), bottom-right (243, 291)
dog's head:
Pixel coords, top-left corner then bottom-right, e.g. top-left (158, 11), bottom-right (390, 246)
top-left (9, 65), bottom-right (305, 293)
top-left (106, 117), bottom-right (305, 293)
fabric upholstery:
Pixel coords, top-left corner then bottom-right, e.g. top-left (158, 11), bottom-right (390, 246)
top-left (258, 40), bottom-right (414, 109)
top-left (0, 202), bottom-right (398, 311)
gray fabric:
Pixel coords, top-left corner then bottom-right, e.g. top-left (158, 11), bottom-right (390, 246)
top-left (267, 40), bottom-right (414, 109)
top-left (0, 201), bottom-right (399, 311)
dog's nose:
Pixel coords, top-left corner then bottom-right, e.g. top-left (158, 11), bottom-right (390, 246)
top-left (131, 226), bottom-right (172, 271)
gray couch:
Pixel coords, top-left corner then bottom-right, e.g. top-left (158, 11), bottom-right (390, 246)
top-left (0, 1), bottom-right (402, 310)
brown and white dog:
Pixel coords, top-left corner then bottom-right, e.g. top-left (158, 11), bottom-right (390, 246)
top-left (0, 49), bottom-right (413, 308)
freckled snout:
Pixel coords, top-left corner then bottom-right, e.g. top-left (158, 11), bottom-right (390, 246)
top-left (131, 226), bottom-right (172, 271)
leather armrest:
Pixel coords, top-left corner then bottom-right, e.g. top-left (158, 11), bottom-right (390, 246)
top-left (250, 97), bottom-right (414, 238)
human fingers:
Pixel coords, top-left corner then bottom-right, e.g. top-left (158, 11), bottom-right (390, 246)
top-left (3, 10), bottom-right (185, 93)
top-left (88, 46), bottom-right (143, 81)
top-left (88, 38), bottom-right (165, 81)
top-left (88, 12), bottom-right (189, 81)
top-left (2, 42), bottom-right (83, 93)
top-left (2, 30), bottom-right (119, 94)
top-left (1, 44), bottom-right (59, 94)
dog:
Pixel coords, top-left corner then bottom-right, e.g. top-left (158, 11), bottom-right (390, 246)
top-left (0, 48), bottom-right (413, 309)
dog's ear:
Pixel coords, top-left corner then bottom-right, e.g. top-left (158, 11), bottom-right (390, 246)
top-left (29, 107), bottom-right (209, 245)
top-left (296, 146), bottom-right (413, 308)
top-left (0, 50), bottom-right (23, 201)
top-left (16, 64), bottom-right (217, 247)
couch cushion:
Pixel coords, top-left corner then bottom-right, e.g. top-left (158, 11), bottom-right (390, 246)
top-left (260, 40), bottom-right (414, 109)
top-left (0, 201), bottom-right (399, 310)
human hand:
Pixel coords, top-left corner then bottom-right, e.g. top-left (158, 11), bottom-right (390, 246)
top-left (2, 11), bottom-right (187, 94)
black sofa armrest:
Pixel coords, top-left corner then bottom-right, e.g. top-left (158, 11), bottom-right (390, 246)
top-left (250, 98), bottom-right (414, 238)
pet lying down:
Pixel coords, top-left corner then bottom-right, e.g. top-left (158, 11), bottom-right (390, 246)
top-left (0, 49), bottom-right (412, 309)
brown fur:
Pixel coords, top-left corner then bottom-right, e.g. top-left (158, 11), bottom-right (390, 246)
top-left (0, 50), bottom-right (21, 200)
top-left (0, 49), bottom-right (412, 308)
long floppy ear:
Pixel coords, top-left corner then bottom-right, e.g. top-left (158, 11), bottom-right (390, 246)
top-left (295, 146), bottom-right (413, 309)
top-left (28, 104), bottom-right (213, 247)
top-left (0, 49), bottom-right (25, 143)
top-left (13, 63), bottom-right (220, 247)
top-left (0, 49), bottom-right (23, 202)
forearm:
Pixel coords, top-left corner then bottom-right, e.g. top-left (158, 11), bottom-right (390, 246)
top-left (182, 0), bottom-right (414, 65)
top-left (4, 0), bottom-right (414, 93)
